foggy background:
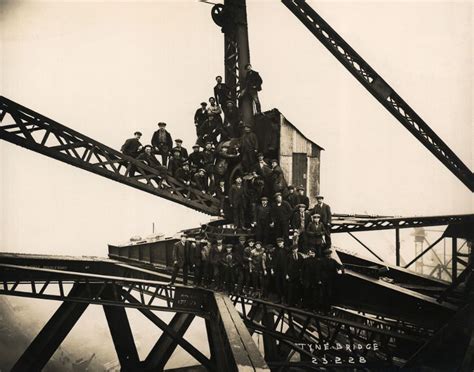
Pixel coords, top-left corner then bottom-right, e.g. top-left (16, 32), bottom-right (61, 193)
top-left (0, 0), bottom-right (472, 370)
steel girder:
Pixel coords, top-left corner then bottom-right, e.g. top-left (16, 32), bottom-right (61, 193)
top-left (0, 263), bottom-right (208, 316)
top-left (336, 250), bottom-right (451, 291)
top-left (0, 96), bottom-right (220, 215)
top-left (230, 295), bottom-right (428, 369)
top-left (330, 213), bottom-right (474, 234)
top-left (404, 302), bottom-right (474, 371)
top-left (197, 214), bottom-right (474, 237)
top-left (281, 0), bottom-right (474, 192)
top-left (0, 263), bottom-right (270, 371)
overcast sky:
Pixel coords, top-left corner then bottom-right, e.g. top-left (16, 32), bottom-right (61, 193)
top-left (1, 0), bottom-right (472, 260)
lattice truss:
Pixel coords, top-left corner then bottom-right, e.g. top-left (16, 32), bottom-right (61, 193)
top-left (0, 261), bottom-right (437, 370)
top-left (282, 0), bottom-right (474, 192)
top-left (225, 34), bottom-right (241, 102)
top-left (0, 96), bottom-right (220, 215)
top-left (0, 264), bottom-right (222, 370)
top-left (231, 294), bottom-right (432, 369)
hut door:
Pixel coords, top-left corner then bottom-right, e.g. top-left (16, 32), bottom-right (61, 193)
top-left (292, 153), bottom-right (307, 188)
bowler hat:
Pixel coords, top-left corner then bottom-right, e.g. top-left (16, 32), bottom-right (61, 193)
top-left (316, 195), bottom-right (324, 199)
top-left (157, 122), bottom-right (166, 127)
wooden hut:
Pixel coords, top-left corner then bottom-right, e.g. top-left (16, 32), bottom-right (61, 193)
top-left (254, 109), bottom-right (324, 206)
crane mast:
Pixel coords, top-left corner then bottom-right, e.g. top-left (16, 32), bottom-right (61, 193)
top-left (213, 0), bottom-right (255, 126)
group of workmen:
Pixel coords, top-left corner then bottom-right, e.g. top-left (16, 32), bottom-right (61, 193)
top-left (169, 194), bottom-right (338, 312)
top-left (121, 64), bottom-right (341, 311)
top-left (169, 229), bottom-right (341, 312)
top-left (120, 64), bottom-right (264, 207)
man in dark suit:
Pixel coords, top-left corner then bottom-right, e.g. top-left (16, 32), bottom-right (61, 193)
top-left (175, 161), bottom-right (191, 197)
top-left (271, 192), bottom-right (293, 244)
top-left (295, 185), bottom-right (310, 209)
top-left (136, 145), bottom-right (168, 186)
top-left (301, 248), bottom-right (321, 310)
top-left (121, 131), bottom-right (143, 177)
top-left (151, 122), bottom-right (173, 167)
top-left (273, 237), bottom-right (288, 303)
top-left (286, 244), bottom-right (304, 307)
top-left (312, 195), bottom-right (332, 248)
top-left (285, 185), bottom-right (298, 209)
top-left (240, 125), bottom-right (259, 172)
top-left (291, 204), bottom-right (311, 252)
top-left (254, 196), bottom-right (272, 244)
top-left (222, 101), bottom-right (241, 139)
top-left (270, 159), bottom-right (287, 196)
top-left (188, 144), bottom-right (204, 174)
top-left (194, 102), bottom-right (208, 137)
top-left (169, 234), bottom-right (191, 285)
top-left (229, 176), bottom-right (246, 229)
top-left (214, 179), bottom-right (228, 216)
top-left (172, 139), bottom-right (188, 160)
top-left (213, 75), bottom-right (232, 107)
top-left (242, 63), bottom-right (263, 113)
top-left (121, 131), bottom-right (143, 158)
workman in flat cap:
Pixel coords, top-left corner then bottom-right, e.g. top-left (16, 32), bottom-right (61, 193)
top-left (312, 195), bottom-right (332, 248)
top-left (152, 122), bottom-right (173, 167)
top-left (271, 192), bottom-right (293, 245)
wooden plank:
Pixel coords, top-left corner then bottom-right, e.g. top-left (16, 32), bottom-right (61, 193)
top-left (215, 293), bottom-right (269, 371)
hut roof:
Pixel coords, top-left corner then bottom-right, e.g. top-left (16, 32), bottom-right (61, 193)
top-left (265, 108), bottom-right (325, 151)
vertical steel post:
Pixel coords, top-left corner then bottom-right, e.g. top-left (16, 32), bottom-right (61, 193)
top-left (224, 0), bottom-right (254, 126)
top-left (452, 238), bottom-right (457, 281)
top-left (395, 228), bottom-right (401, 266)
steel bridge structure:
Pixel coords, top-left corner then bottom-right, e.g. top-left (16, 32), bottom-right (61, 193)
top-left (1, 0), bottom-right (473, 371)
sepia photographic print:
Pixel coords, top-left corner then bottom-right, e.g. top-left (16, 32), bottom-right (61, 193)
top-left (0, 0), bottom-right (473, 371)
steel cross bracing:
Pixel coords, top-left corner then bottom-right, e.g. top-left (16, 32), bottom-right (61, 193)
top-left (0, 262), bottom-right (270, 371)
top-left (0, 261), bottom-right (431, 370)
top-left (0, 96), bottom-right (220, 215)
top-left (282, 0), bottom-right (474, 192)
top-left (1, 253), bottom-right (471, 370)
top-left (229, 294), bottom-right (431, 369)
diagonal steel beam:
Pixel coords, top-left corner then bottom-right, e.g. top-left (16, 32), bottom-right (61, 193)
top-left (0, 96), bottom-right (220, 215)
top-left (122, 291), bottom-right (213, 370)
top-left (102, 285), bottom-right (141, 371)
top-left (142, 312), bottom-right (195, 371)
top-left (11, 284), bottom-right (92, 372)
top-left (282, 0), bottom-right (474, 191)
